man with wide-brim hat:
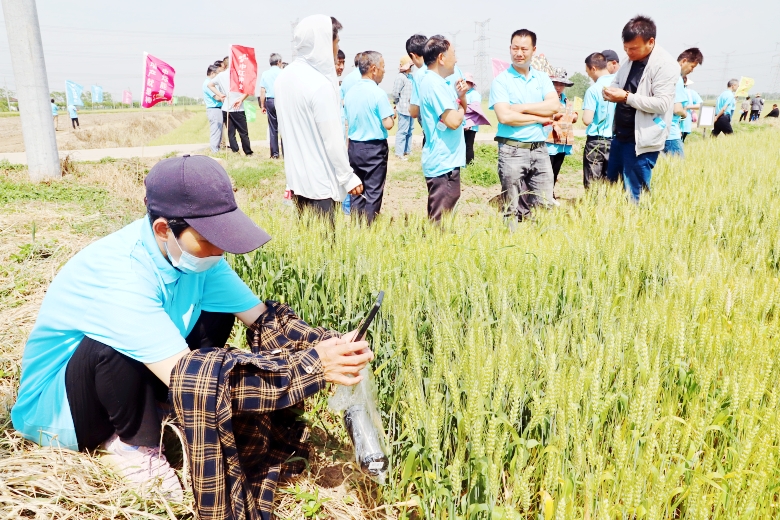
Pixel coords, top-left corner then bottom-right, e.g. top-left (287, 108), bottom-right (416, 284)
top-left (392, 55), bottom-right (415, 159)
top-left (11, 155), bottom-right (373, 505)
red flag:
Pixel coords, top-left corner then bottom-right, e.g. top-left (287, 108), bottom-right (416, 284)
top-left (142, 53), bottom-right (175, 108)
top-left (230, 45), bottom-right (257, 95)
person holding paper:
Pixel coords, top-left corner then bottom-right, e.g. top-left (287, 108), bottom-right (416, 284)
top-left (489, 28), bottom-right (559, 225)
top-left (663, 48), bottom-right (703, 158)
top-left (603, 15), bottom-right (679, 202)
top-left (582, 52), bottom-right (615, 188)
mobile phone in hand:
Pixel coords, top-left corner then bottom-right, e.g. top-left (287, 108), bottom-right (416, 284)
top-left (354, 291), bottom-right (384, 342)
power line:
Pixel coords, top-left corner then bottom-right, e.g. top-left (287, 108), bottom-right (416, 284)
top-left (473, 19), bottom-right (490, 96)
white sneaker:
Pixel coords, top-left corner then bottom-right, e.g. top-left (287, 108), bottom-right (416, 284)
top-left (100, 434), bottom-right (184, 502)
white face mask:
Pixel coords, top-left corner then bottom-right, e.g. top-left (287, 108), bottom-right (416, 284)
top-left (164, 234), bottom-right (222, 274)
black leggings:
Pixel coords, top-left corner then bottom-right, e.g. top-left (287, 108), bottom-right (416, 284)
top-left (65, 311), bottom-right (235, 450)
top-left (71, 118), bottom-right (79, 128)
top-left (464, 129), bottom-right (477, 165)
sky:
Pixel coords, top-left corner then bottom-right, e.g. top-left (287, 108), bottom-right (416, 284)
top-left (1, 0), bottom-right (779, 100)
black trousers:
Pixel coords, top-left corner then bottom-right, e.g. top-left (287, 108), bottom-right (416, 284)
top-left (348, 139), bottom-right (388, 224)
top-left (464, 129), bottom-right (477, 165)
top-left (65, 311), bottom-right (235, 450)
top-left (266, 98), bottom-right (280, 158)
top-left (292, 194), bottom-right (337, 228)
top-left (550, 152), bottom-right (566, 192)
top-left (71, 117), bottom-right (79, 129)
top-left (681, 132), bottom-right (690, 142)
top-left (227, 111), bottom-right (253, 155)
top-left (425, 168), bottom-right (461, 222)
top-left (712, 113), bottom-right (733, 137)
top-left (583, 136), bottom-right (611, 189)
top-left (739, 110), bottom-right (748, 122)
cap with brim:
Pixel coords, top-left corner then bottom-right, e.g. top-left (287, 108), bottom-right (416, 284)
top-left (186, 208), bottom-right (270, 255)
top-left (144, 154), bottom-right (271, 255)
top-left (602, 49), bottom-right (620, 63)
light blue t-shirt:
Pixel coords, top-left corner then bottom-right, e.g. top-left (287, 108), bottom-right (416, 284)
top-left (418, 70), bottom-right (465, 178)
top-left (489, 66), bottom-right (556, 142)
top-left (465, 89), bottom-right (482, 132)
top-left (340, 69), bottom-right (362, 99)
top-left (682, 88), bottom-right (702, 133)
top-left (546, 92), bottom-right (572, 156)
top-left (409, 64), bottom-right (428, 107)
top-left (11, 218), bottom-right (260, 450)
top-left (260, 66), bottom-right (282, 98)
top-left (203, 77), bottom-right (222, 109)
top-left (582, 73), bottom-right (616, 138)
top-left (716, 90), bottom-right (736, 118)
top-left (51, 103), bottom-right (58, 116)
top-left (668, 76), bottom-right (688, 141)
top-left (67, 105), bottom-right (78, 118)
top-left (345, 79), bottom-right (394, 142)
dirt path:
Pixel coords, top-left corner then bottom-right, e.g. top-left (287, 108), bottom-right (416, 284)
top-left (0, 111), bottom-right (193, 153)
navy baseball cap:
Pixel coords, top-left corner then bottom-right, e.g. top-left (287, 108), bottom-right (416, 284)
top-left (602, 49), bottom-right (620, 63)
top-left (144, 155), bottom-right (271, 254)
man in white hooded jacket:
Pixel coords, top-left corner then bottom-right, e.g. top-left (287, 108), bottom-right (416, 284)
top-left (275, 15), bottom-right (363, 218)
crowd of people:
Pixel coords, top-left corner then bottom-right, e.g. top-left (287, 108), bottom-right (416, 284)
top-left (200, 16), bottom-right (777, 224)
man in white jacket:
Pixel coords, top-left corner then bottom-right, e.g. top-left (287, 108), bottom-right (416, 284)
top-left (603, 15), bottom-right (678, 202)
top-left (275, 15), bottom-right (363, 218)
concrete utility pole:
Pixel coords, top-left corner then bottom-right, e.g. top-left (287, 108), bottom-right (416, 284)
top-left (2, 0), bottom-right (59, 180)
top-left (473, 19), bottom-right (491, 97)
top-left (290, 18), bottom-right (299, 61)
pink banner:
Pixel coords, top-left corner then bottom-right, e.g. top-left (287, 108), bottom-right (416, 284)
top-left (122, 90), bottom-right (132, 105)
top-left (492, 58), bottom-right (510, 78)
top-left (142, 53), bottom-right (176, 108)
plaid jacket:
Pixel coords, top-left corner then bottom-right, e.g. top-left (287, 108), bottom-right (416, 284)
top-left (169, 301), bottom-right (337, 520)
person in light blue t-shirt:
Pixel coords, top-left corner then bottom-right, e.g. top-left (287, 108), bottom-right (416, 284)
top-left (681, 76), bottom-right (702, 141)
top-left (489, 29), bottom-right (559, 225)
top-left (203, 64), bottom-right (224, 153)
top-left (418, 35), bottom-right (468, 222)
top-left (260, 53), bottom-right (284, 158)
top-left (713, 78), bottom-right (738, 137)
top-left (663, 48), bottom-right (703, 157)
top-left (344, 51), bottom-right (395, 224)
top-left (582, 52), bottom-right (616, 188)
top-left (51, 98), bottom-right (59, 131)
top-left (11, 155), bottom-right (373, 501)
top-left (67, 103), bottom-right (80, 129)
top-left (405, 34), bottom-right (428, 128)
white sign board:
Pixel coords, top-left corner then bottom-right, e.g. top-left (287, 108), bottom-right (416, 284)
top-left (699, 106), bottom-right (715, 127)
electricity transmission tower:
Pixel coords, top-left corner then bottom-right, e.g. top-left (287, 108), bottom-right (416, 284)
top-left (473, 19), bottom-right (490, 95)
top-left (449, 30), bottom-right (461, 52)
top-left (721, 51), bottom-right (734, 88)
top-left (771, 43), bottom-right (780, 95)
top-left (290, 18), bottom-right (299, 61)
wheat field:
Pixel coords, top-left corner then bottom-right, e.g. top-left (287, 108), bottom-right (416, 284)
top-left (231, 125), bottom-right (780, 518)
